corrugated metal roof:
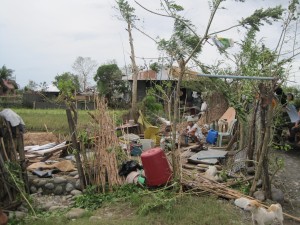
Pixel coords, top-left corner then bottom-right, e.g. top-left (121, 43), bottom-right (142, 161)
top-left (123, 66), bottom-right (200, 81)
top-left (138, 70), bottom-right (157, 80)
top-left (2, 79), bottom-right (15, 89)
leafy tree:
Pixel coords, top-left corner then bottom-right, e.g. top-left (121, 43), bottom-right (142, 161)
top-left (136, 0), bottom-right (285, 182)
top-left (53, 72), bottom-right (80, 99)
top-left (72, 56), bottom-right (97, 92)
top-left (0, 65), bottom-right (14, 80)
top-left (94, 63), bottom-right (126, 103)
top-left (24, 80), bottom-right (38, 91)
top-left (149, 62), bottom-right (160, 73)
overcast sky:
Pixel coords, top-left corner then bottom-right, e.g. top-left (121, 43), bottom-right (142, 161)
top-left (0, 0), bottom-right (299, 88)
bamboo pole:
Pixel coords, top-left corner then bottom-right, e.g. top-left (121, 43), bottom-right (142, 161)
top-left (66, 108), bottom-right (86, 190)
top-left (16, 129), bottom-right (29, 193)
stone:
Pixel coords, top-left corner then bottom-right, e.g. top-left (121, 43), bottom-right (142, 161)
top-left (234, 197), bottom-right (250, 209)
top-left (41, 202), bottom-right (55, 210)
top-left (18, 204), bottom-right (29, 213)
top-left (253, 190), bottom-right (265, 201)
top-left (74, 175), bottom-right (79, 179)
top-left (53, 177), bottom-right (67, 184)
top-left (66, 195), bottom-right (73, 200)
top-left (54, 185), bottom-right (64, 195)
top-left (9, 211), bottom-right (26, 220)
top-left (38, 180), bottom-right (47, 187)
top-left (30, 186), bottom-right (37, 193)
top-left (247, 167), bottom-right (255, 175)
top-left (49, 206), bottom-right (68, 211)
top-left (32, 179), bottom-right (40, 185)
top-left (75, 180), bottom-right (81, 190)
top-left (271, 188), bottom-right (284, 204)
top-left (65, 208), bottom-right (85, 219)
top-left (256, 179), bottom-right (263, 188)
top-left (69, 171), bottom-right (78, 176)
top-left (89, 216), bottom-right (102, 222)
top-left (37, 187), bottom-right (43, 194)
top-left (45, 183), bottom-right (55, 190)
top-left (66, 183), bottom-right (75, 192)
top-left (70, 190), bottom-right (82, 196)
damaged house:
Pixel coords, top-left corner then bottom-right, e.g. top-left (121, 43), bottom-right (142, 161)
top-left (122, 66), bottom-right (204, 108)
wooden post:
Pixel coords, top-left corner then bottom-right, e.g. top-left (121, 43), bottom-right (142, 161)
top-left (16, 128), bottom-right (30, 193)
top-left (66, 109), bottom-right (86, 190)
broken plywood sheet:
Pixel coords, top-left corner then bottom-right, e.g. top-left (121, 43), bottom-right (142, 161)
top-left (188, 149), bottom-right (227, 165)
top-left (26, 142), bottom-right (67, 156)
top-left (27, 160), bottom-right (75, 172)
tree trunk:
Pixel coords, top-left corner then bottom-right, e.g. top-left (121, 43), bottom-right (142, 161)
top-left (128, 22), bottom-right (139, 121)
top-left (66, 109), bottom-right (86, 190)
top-left (262, 152), bottom-right (271, 199)
top-left (247, 100), bottom-right (259, 167)
top-left (171, 60), bottom-right (185, 183)
top-left (239, 122), bottom-right (244, 149)
top-left (249, 93), bottom-right (273, 197)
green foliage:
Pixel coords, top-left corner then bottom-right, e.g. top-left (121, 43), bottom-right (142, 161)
top-left (273, 142), bottom-right (293, 151)
top-left (22, 194), bottom-right (251, 225)
top-left (94, 63), bottom-right (126, 106)
top-left (137, 190), bottom-right (177, 216)
top-left (116, 0), bottom-right (138, 24)
top-left (240, 6), bottom-right (284, 31)
top-left (149, 62), bottom-right (160, 73)
top-left (232, 180), bottom-right (251, 195)
top-left (288, 0), bottom-right (300, 19)
top-left (158, 1), bottom-right (201, 61)
top-left (164, 1), bottom-right (184, 12)
top-left (74, 184), bottom-right (179, 216)
top-left (73, 184), bottom-right (143, 210)
top-left (53, 72), bottom-right (80, 99)
top-left (140, 95), bottom-right (163, 115)
top-left (16, 207), bottom-right (72, 225)
top-left (0, 64), bottom-right (14, 79)
top-left (4, 162), bottom-right (36, 215)
top-left (158, 19), bottom-right (201, 60)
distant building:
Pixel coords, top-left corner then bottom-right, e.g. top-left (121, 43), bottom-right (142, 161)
top-left (122, 66), bottom-right (203, 107)
top-left (0, 79), bottom-right (18, 95)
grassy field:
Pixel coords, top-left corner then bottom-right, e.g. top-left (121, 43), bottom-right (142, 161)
top-left (14, 108), bottom-right (127, 135)
top-left (22, 195), bottom-right (251, 225)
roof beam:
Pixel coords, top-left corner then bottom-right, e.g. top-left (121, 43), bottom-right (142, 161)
top-left (196, 74), bottom-right (275, 80)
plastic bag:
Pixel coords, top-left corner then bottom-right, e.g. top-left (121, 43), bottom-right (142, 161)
top-left (118, 160), bottom-right (143, 177)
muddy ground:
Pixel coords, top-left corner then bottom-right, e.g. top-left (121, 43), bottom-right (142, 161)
top-left (273, 147), bottom-right (300, 225)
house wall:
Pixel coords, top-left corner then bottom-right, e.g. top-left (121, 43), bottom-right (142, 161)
top-left (23, 92), bottom-right (95, 109)
top-left (137, 81), bottom-right (147, 102)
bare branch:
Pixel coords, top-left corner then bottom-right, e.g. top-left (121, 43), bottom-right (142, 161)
top-left (134, 0), bottom-right (199, 37)
top-left (209, 24), bottom-right (241, 36)
top-left (293, 18), bottom-right (299, 56)
top-left (185, 0), bottom-right (222, 65)
top-left (132, 25), bottom-right (158, 43)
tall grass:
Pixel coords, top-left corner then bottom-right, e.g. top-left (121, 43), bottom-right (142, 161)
top-left (14, 108), bottom-right (127, 135)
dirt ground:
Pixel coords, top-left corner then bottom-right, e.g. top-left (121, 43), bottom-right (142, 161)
top-left (23, 132), bottom-right (58, 145)
top-left (273, 147), bottom-right (300, 225)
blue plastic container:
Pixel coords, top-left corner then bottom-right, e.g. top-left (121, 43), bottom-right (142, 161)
top-left (206, 130), bottom-right (218, 144)
top-left (130, 144), bottom-right (143, 156)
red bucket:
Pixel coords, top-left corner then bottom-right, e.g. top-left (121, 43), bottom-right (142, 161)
top-left (141, 148), bottom-right (172, 187)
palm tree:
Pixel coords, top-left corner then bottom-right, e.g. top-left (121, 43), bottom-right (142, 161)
top-left (0, 65), bottom-right (14, 80)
